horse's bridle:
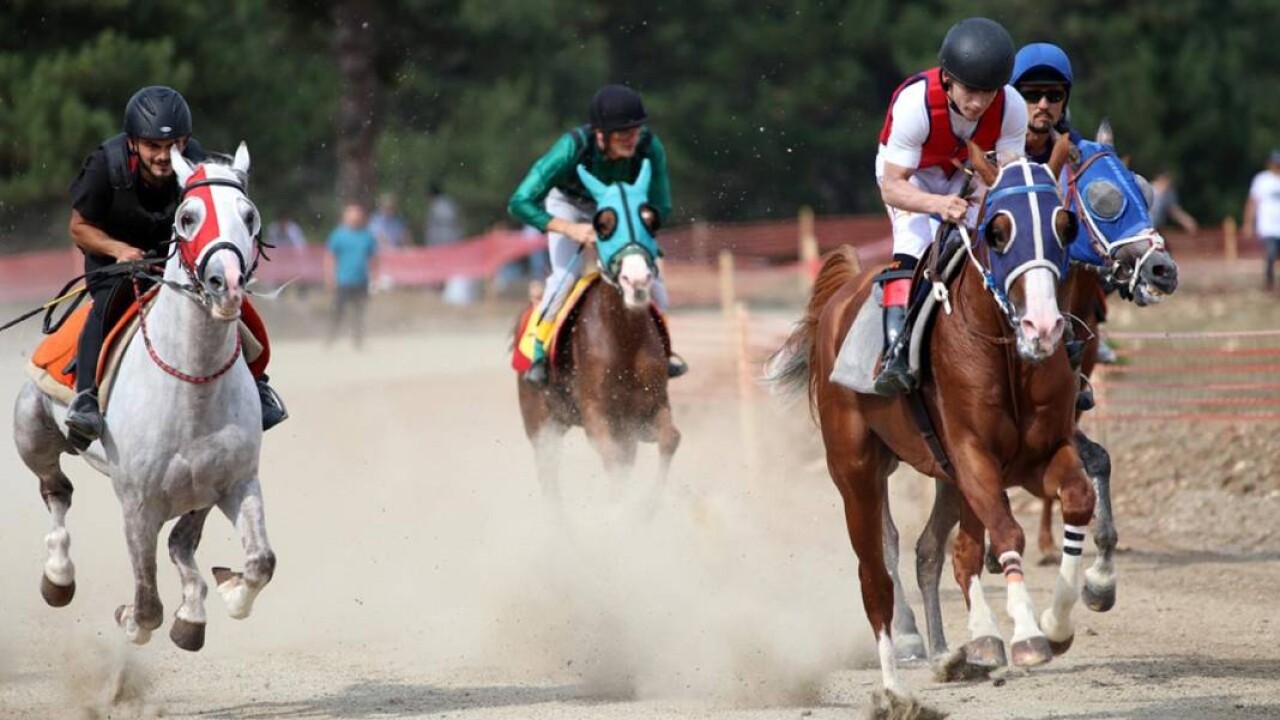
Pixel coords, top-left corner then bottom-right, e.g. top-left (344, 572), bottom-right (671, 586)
top-left (159, 175), bottom-right (270, 308)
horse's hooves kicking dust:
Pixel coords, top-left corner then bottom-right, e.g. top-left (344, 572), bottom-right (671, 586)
top-left (933, 648), bottom-right (998, 683)
top-left (962, 636), bottom-right (1007, 669)
top-left (862, 688), bottom-right (949, 720)
top-left (40, 575), bottom-right (76, 607)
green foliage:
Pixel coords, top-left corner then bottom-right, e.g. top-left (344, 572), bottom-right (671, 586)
top-left (1, 0), bottom-right (1276, 249)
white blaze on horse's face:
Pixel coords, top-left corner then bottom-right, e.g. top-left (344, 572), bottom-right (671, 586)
top-left (617, 252), bottom-right (653, 309)
top-left (170, 143), bottom-right (259, 322)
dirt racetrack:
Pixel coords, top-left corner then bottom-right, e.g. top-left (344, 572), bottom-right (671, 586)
top-left (1, 262), bottom-right (1278, 719)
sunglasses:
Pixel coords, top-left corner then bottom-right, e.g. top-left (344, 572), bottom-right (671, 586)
top-left (1021, 89), bottom-right (1066, 104)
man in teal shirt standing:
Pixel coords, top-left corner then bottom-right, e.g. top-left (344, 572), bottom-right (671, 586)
top-left (325, 202), bottom-right (379, 348)
top-left (509, 84), bottom-right (684, 385)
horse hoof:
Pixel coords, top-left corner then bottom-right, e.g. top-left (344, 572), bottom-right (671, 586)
top-left (934, 647), bottom-right (998, 682)
top-left (40, 576), bottom-right (75, 607)
top-left (1083, 582), bottom-right (1116, 612)
top-left (963, 635), bottom-right (1007, 668)
top-left (1011, 636), bottom-right (1053, 667)
top-left (211, 566), bottom-right (240, 587)
top-left (169, 617), bottom-right (206, 652)
top-left (895, 633), bottom-right (928, 662)
top-left (1048, 634), bottom-right (1075, 656)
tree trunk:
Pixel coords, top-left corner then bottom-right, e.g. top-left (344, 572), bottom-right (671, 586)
top-left (333, 0), bottom-right (377, 207)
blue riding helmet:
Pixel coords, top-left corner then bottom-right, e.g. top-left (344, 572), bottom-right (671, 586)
top-left (1011, 43), bottom-right (1074, 89)
top-left (1065, 138), bottom-right (1157, 266)
top-left (576, 159), bottom-right (661, 278)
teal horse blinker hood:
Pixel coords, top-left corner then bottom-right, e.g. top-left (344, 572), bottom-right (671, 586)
top-left (576, 159), bottom-right (661, 278)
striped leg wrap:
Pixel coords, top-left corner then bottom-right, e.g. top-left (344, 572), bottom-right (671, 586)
top-left (998, 551), bottom-right (1024, 580)
top-left (1063, 524), bottom-right (1087, 557)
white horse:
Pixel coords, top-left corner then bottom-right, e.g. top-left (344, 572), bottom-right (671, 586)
top-left (13, 143), bottom-right (274, 651)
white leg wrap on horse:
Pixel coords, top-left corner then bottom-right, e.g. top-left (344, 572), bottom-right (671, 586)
top-left (1006, 577), bottom-right (1044, 644)
top-left (118, 607), bottom-right (153, 645)
top-left (218, 577), bottom-right (258, 620)
top-left (1042, 524), bottom-right (1086, 642)
top-left (966, 576), bottom-right (1002, 640)
top-left (878, 632), bottom-right (907, 696)
top-left (43, 527), bottom-right (75, 586)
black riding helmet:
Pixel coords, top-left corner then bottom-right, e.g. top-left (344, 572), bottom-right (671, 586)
top-left (589, 84), bottom-right (648, 132)
top-left (123, 86), bottom-right (192, 140)
top-left (938, 18), bottom-right (1016, 91)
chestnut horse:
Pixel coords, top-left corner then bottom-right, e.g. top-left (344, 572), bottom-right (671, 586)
top-left (517, 162), bottom-right (680, 500)
top-left (769, 142), bottom-right (1092, 700)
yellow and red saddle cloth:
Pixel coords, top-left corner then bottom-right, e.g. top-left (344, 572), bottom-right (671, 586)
top-left (511, 273), bottom-right (670, 374)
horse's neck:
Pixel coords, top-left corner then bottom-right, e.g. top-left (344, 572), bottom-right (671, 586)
top-left (1063, 265), bottom-right (1101, 332)
top-left (140, 258), bottom-right (239, 377)
top-left (586, 283), bottom-right (655, 348)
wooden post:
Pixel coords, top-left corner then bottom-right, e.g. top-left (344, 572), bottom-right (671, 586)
top-left (691, 221), bottom-right (711, 265)
top-left (1223, 217), bottom-right (1238, 264)
top-left (718, 249), bottom-right (735, 320)
top-left (798, 206), bottom-right (819, 295)
top-left (734, 301), bottom-right (760, 475)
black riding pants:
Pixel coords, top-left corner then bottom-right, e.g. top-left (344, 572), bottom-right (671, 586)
top-left (73, 275), bottom-right (154, 394)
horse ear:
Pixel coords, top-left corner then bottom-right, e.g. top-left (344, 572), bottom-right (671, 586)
top-left (171, 146), bottom-right (195, 187)
top-left (232, 141), bottom-right (251, 175)
top-left (1096, 118), bottom-right (1114, 146)
top-left (966, 140), bottom-right (998, 187)
top-left (634, 158), bottom-right (652, 193)
top-left (576, 164), bottom-right (609, 200)
top-left (1047, 131), bottom-right (1072, 179)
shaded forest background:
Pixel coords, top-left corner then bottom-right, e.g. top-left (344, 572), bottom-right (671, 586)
top-left (1, 0), bottom-right (1276, 248)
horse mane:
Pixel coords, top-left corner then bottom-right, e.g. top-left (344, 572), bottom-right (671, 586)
top-left (765, 245), bottom-right (861, 418)
top-left (197, 151), bottom-right (248, 187)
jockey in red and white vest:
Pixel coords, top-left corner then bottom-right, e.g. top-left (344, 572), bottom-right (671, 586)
top-left (871, 18), bottom-right (1027, 396)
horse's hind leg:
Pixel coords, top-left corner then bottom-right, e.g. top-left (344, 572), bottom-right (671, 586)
top-left (532, 423), bottom-right (567, 502)
top-left (1076, 429), bottom-right (1117, 612)
top-left (821, 411), bottom-right (905, 695)
top-left (115, 505), bottom-right (164, 644)
top-left (168, 508), bottom-right (212, 651)
top-left (882, 487), bottom-right (927, 662)
top-left (916, 478), bottom-right (961, 660)
top-left (14, 383), bottom-right (77, 606)
top-left (213, 476), bottom-right (276, 620)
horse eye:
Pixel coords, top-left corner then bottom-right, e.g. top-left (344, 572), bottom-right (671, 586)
top-left (178, 211), bottom-right (197, 234)
top-left (986, 215), bottom-right (1013, 253)
top-left (639, 205), bottom-right (660, 233)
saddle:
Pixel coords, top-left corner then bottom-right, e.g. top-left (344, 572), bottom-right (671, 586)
top-left (512, 273), bottom-right (672, 379)
top-left (830, 229), bottom-right (968, 393)
top-left (27, 291), bottom-right (267, 412)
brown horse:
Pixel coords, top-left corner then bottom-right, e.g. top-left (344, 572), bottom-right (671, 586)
top-left (516, 278), bottom-right (680, 499)
top-left (889, 126), bottom-right (1182, 667)
top-left (769, 142), bottom-right (1094, 700)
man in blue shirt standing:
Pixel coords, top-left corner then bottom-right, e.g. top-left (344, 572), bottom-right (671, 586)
top-left (325, 203), bottom-right (379, 348)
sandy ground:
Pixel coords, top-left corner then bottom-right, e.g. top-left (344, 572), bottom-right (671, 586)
top-left (1, 276), bottom-right (1278, 720)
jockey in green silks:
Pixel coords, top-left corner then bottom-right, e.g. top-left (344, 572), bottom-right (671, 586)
top-left (509, 83), bottom-right (686, 386)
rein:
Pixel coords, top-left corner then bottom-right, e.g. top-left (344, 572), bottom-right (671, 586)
top-left (132, 276), bottom-right (242, 385)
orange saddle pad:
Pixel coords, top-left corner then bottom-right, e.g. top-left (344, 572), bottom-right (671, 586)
top-left (30, 296), bottom-right (146, 394)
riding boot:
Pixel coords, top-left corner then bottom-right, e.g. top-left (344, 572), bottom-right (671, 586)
top-left (257, 374), bottom-right (289, 431)
top-left (524, 351), bottom-right (549, 386)
top-left (521, 318), bottom-right (555, 386)
top-left (667, 352), bottom-right (689, 378)
top-left (65, 389), bottom-right (104, 451)
top-left (873, 305), bottom-right (915, 396)
top-left (1095, 340), bottom-right (1119, 365)
top-left (1075, 373), bottom-right (1096, 412)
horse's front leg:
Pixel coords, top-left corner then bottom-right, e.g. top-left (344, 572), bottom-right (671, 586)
top-left (581, 405), bottom-right (625, 480)
top-left (952, 501), bottom-right (1009, 670)
top-left (954, 445), bottom-right (1053, 668)
top-left (1075, 428), bottom-right (1117, 612)
top-left (115, 503), bottom-right (164, 645)
top-left (168, 508), bottom-right (212, 651)
top-left (1039, 443), bottom-right (1097, 654)
top-left (212, 476), bottom-right (276, 620)
top-left (652, 404), bottom-right (680, 486)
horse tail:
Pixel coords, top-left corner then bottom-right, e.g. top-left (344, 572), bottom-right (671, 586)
top-left (765, 246), bottom-right (860, 415)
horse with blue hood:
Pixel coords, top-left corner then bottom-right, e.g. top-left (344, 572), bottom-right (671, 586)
top-left (515, 159), bottom-right (681, 500)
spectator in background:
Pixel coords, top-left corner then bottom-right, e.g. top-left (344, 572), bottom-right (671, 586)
top-left (1244, 150), bottom-right (1280, 292)
top-left (424, 184), bottom-right (463, 247)
top-left (325, 203), bottom-right (378, 348)
top-left (266, 213), bottom-right (308, 250)
top-left (369, 192), bottom-right (409, 250)
top-left (1150, 171), bottom-right (1199, 234)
